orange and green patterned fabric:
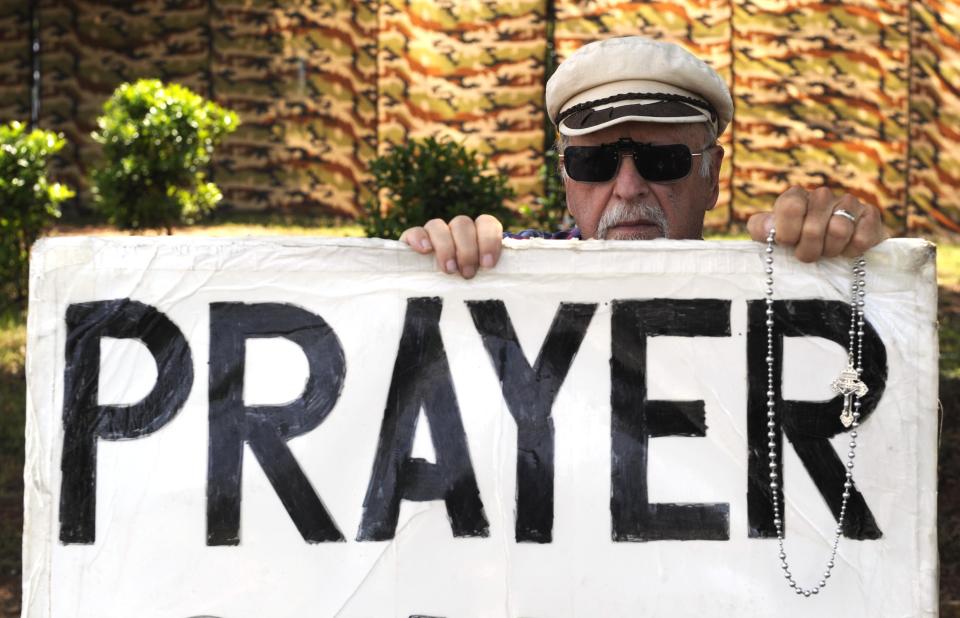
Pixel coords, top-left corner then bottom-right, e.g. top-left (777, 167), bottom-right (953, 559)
top-left (1, 0), bottom-right (957, 233)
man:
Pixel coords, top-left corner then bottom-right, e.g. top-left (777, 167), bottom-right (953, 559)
top-left (399, 36), bottom-right (886, 278)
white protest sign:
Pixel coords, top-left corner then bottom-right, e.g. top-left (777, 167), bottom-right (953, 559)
top-left (23, 237), bottom-right (937, 618)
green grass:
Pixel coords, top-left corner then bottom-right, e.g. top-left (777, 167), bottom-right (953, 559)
top-left (0, 307), bottom-right (25, 576)
top-left (187, 211), bottom-right (365, 236)
top-left (0, 308), bottom-right (25, 468)
top-left (934, 242), bottom-right (960, 380)
top-left (0, 310), bottom-right (24, 377)
top-left (52, 211), bottom-right (366, 238)
top-left (704, 229), bottom-right (750, 240)
top-left (939, 243), bottom-right (960, 289)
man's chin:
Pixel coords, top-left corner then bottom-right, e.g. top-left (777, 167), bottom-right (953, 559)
top-left (601, 224), bottom-right (665, 240)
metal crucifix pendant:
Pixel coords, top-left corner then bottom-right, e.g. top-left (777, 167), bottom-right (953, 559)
top-left (831, 363), bottom-right (869, 428)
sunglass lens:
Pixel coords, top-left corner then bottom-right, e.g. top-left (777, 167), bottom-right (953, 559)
top-left (563, 145), bottom-right (620, 182)
top-left (636, 144), bottom-right (692, 182)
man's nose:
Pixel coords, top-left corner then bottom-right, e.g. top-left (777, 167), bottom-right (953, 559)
top-left (613, 154), bottom-right (651, 201)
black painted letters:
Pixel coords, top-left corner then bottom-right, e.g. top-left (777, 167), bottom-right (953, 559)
top-left (358, 298), bottom-right (489, 541)
top-left (207, 302), bottom-right (346, 545)
top-left (610, 299), bottom-right (732, 542)
top-left (468, 300), bottom-right (597, 543)
top-left (58, 295), bottom-right (888, 548)
top-left (60, 299), bottom-right (193, 544)
top-left (747, 300), bottom-right (885, 539)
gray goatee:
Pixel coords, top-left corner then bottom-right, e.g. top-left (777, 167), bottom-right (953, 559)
top-left (595, 200), bottom-right (670, 239)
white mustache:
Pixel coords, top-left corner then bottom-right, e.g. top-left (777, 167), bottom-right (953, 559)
top-left (595, 200), bottom-right (669, 239)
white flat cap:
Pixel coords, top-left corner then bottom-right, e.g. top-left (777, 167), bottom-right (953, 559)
top-left (546, 36), bottom-right (733, 137)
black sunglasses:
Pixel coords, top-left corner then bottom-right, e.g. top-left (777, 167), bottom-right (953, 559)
top-left (560, 138), bottom-right (710, 183)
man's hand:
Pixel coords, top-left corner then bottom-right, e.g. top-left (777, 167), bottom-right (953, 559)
top-left (746, 186), bottom-right (887, 262)
top-left (399, 214), bottom-right (504, 279)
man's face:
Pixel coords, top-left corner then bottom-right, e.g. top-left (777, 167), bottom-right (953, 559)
top-left (563, 122), bottom-right (723, 240)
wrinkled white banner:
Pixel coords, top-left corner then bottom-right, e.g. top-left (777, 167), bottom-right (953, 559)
top-left (24, 237), bottom-right (937, 618)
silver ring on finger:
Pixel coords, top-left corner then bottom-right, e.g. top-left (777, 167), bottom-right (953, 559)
top-left (831, 208), bottom-right (857, 223)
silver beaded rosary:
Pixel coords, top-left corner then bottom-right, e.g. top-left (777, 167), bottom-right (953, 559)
top-left (763, 227), bottom-right (868, 596)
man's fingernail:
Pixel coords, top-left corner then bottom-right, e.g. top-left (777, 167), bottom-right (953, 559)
top-left (420, 239), bottom-right (432, 251)
top-left (481, 254), bottom-right (494, 268)
top-left (462, 265), bottom-right (476, 279)
top-left (763, 216), bottom-right (774, 235)
top-left (445, 259), bottom-right (457, 274)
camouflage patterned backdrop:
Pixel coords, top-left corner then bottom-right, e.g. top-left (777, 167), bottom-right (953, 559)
top-left (0, 0), bottom-right (958, 232)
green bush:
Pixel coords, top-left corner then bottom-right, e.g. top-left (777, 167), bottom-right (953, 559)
top-left (0, 121), bottom-right (74, 305)
top-left (361, 136), bottom-right (516, 240)
top-left (91, 79), bottom-right (239, 233)
top-left (517, 147), bottom-right (568, 232)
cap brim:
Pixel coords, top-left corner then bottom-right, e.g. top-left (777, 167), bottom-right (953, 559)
top-left (558, 99), bottom-right (712, 136)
